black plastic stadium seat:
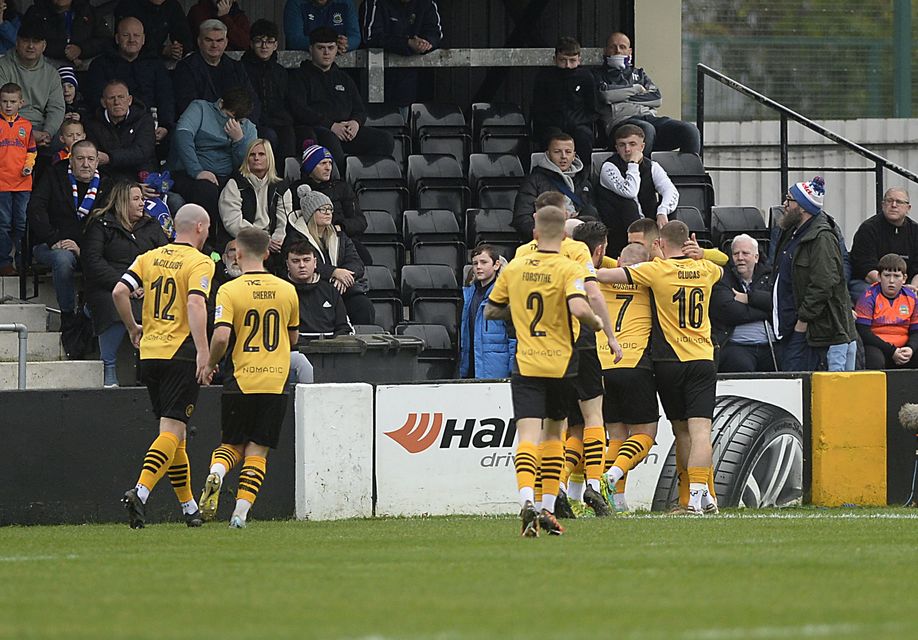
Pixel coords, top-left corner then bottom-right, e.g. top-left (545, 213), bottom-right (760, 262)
top-left (468, 153), bottom-right (524, 210)
top-left (710, 206), bottom-right (769, 253)
top-left (400, 264), bottom-right (462, 343)
top-left (650, 151), bottom-right (706, 177)
top-left (365, 264), bottom-right (403, 333)
top-left (345, 155), bottom-right (408, 221)
top-left (670, 206), bottom-right (712, 247)
top-left (365, 104), bottom-right (411, 169)
top-left (362, 210), bottom-right (405, 284)
top-left (403, 209), bottom-right (465, 276)
top-left (590, 150), bottom-right (615, 191)
top-left (465, 208), bottom-right (519, 260)
top-left (407, 154), bottom-right (469, 222)
top-left (410, 102), bottom-right (472, 174)
top-left (471, 102), bottom-right (529, 162)
top-left (396, 323), bottom-right (457, 379)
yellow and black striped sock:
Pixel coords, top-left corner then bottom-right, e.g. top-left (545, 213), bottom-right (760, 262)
top-left (605, 439), bottom-right (624, 474)
top-left (167, 439), bottom-right (193, 504)
top-left (539, 439), bottom-right (565, 510)
top-left (583, 426), bottom-right (606, 483)
top-left (561, 435), bottom-right (583, 486)
top-left (210, 444), bottom-right (242, 475)
top-left (236, 456), bottom-right (267, 505)
top-left (707, 466), bottom-right (717, 501)
top-left (137, 432), bottom-right (180, 492)
top-left (613, 433), bottom-right (655, 474)
top-left (677, 462), bottom-right (689, 507)
top-left (514, 440), bottom-right (538, 496)
top-left (534, 441), bottom-right (546, 504)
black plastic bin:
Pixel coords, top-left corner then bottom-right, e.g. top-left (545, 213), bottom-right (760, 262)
top-left (299, 334), bottom-right (425, 383)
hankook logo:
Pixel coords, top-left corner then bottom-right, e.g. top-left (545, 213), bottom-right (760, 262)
top-left (384, 412), bottom-right (516, 454)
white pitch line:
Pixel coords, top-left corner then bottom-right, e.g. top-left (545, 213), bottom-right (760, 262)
top-left (625, 512), bottom-right (918, 520)
top-left (681, 622), bottom-right (905, 639)
top-left (0, 554), bottom-right (78, 562)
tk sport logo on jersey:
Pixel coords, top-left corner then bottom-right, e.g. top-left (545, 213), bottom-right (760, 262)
top-left (385, 412), bottom-right (517, 467)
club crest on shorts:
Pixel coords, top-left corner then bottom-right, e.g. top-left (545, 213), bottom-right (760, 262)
top-left (185, 404), bottom-right (195, 418)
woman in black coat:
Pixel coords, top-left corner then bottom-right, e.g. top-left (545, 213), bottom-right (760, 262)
top-left (82, 180), bottom-right (168, 386)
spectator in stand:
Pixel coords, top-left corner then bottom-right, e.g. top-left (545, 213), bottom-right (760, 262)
top-left (84, 16), bottom-right (175, 144)
top-left (0, 82), bottom-right (35, 276)
top-left (285, 0), bottom-right (360, 53)
top-left (849, 187), bottom-right (918, 303)
top-left (82, 180), bottom-right (167, 387)
top-left (512, 132), bottom-right (597, 241)
top-left (710, 234), bottom-right (776, 373)
top-left (0, 1), bottom-right (23, 55)
top-left (530, 37), bottom-right (597, 164)
top-left (28, 139), bottom-right (109, 356)
top-left (360, 0), bottom-right (442, 107)
top-left (286, 239), bottom-right (352, 341)
top-left (597, 124), bottom-right (679, 257)
top-left (187, 0), bottom-right (250, 51)
top-left (289, 27), bottom-right (393, 172)
top-left (58, 65), bottom-right (89, 122)
top-left (23, 0), bottom-right (109, 67)
top-left (773, 176), bottom-right (856, 372)
top-left (241, 20), bottom-right (295, 165)
top-left (168, 86), bottom-right (257, 247)
top-left (284, 189), bottom-right (375, 325)
top-left (173, 19), bottom-right (260, 124)
top-left (53, 119), bottom-right (84, 165)
top-left (84, 80), bottom-right (156, 182)
top-left (855, 253), bottom-right (918, 370)
top-left (594, 32), bottom-right (700, 154)
top-left (0, 19), bottom-right (64, 153)
top-left (218, 138), bottom-right (293, 274)
top-left (295, 143), bottom-right (370, 264)
top-left (114, 0), bottom-right (193, 62)
top-left (460, 244), bottom-right (515, 379)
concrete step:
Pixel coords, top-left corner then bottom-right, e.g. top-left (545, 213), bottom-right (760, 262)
top-left (0, 275), bottom-right (37, 301)
top-left (0, 360), bottom-right (103, 390)
top-left (0, 331), bottom-right (63, 361)
top-left (0, 304), bottom-right (47, 332)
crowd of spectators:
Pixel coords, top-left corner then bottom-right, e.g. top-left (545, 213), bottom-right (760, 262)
top-left (0, 2), bottom-right (911, 381)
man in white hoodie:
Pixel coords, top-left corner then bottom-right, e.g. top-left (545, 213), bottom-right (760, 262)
top-left (597, 123), bottom-right (679, 257)
top-left (511, 133), bottom-right (598, 241)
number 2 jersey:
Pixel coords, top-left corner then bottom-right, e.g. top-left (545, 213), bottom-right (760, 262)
top-left (122, 243), bottom-right (215, 361)
top-left (623, 257), bottom-right (722, 362)
top-left (489, 250), bottom-right (588, 378)
top-left (214, 272), bottom-right (299, 394)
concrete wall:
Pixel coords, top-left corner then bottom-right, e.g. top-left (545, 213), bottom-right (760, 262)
top-left (635, 0), bottom-right (682, 119)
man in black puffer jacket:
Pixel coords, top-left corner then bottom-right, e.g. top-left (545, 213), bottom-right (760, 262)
top-left (512, 132), bottom-right (597, 241)
top-left (84, 81), bottom-right (157, 182)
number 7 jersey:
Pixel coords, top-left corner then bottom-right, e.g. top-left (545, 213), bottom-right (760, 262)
top-left (122, 243), bottom-right (215, 361)
top-left (623, 257), bottom-right (722, 362)
top-left (214, 272), bottom-right (299, 394)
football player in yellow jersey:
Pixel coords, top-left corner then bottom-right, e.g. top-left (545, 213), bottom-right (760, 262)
top-left (575, 227), bottom-right (659, 513)
top-left (516, 200), bottom-right (623, 519)
top-left (198, 228), bottom-right (299, 528)
top-left (598, 220), bottom-right (723, 515)
top-left (487, 206), bottom-right (604, 536)
top-left (113, 204), bottom-right (214, 529)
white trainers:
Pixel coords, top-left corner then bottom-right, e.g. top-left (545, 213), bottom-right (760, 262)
top-left (229, 515), bottom-right (246, 529)
top-left (687, 489), bottom-right (705, 515)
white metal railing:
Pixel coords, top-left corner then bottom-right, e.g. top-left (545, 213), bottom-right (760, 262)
top-left (0, 323), bottom-right (27, 389)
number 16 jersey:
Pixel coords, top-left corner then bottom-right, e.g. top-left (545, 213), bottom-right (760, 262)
top-left (122, 243), bottom-right (215, 361)
top-left (214, 272), bottom-right (299, 394)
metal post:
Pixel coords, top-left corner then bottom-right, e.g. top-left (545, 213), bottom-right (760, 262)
top-left (696, 66), bottom-right (705, 159)
top-left (894, 0), bottom-right (912, 118)
top-left (779, 113), bottom-right (789, 197)
top-left (876, 162), bottom-right (885, 214)
top-left (0, 323), bottom-right (28, 389)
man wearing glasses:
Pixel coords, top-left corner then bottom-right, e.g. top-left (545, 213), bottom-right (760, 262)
top-left (772, 176), bottom-right (856, 371)
top-left (850, 187), bottom-right (918, 302)
top-left (241, 20), bottom-right (295, 165)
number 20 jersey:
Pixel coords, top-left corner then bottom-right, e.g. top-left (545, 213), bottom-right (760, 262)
top-left (623, 257), bottom-right (722, 362)
top-left (214, 272), bottom-right (299, 394)
top-left (122, 243), bottom-right (214, 361)
top-left (489, 250), bottom-right (587, 378)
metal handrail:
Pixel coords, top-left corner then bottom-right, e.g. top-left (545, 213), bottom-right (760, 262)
top-left (0, 323), bottom-right (28, 389)
top-left (696, 63), bottom-right (918, 211)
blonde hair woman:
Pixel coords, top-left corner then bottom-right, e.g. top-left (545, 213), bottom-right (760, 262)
top-left (82, 180), bottom-right (168, 386)
top-left (218, 138), bottom-right (293, 267)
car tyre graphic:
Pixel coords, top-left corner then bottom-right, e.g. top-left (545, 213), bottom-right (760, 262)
top-left (651, 395), bottom-right (804, 510)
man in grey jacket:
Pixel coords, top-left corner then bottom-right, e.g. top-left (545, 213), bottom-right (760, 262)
top-left (511, 133), bottom-right (597, 240)
top-left (594, 32), bottom-right (699, 154)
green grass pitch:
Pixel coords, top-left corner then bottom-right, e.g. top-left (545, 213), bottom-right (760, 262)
top-left (2, 509), bottom-right (918, 639)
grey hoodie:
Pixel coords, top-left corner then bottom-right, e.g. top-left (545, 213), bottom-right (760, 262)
top-left (530, 152), bottom-right (585, 216)
top-left (0, 51), bottom-right (65, 135)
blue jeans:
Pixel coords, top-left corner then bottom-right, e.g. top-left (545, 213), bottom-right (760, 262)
top-left (0, 191), bottom-right (28, 268)
top-left (32, 243), bottom-right (78, 313)
top-left (779, 330), bottom-right (825, 372)
top-left (827, 339), bottom-right (857, 372)
top-left (98, 322), bottom-right (126, 367)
